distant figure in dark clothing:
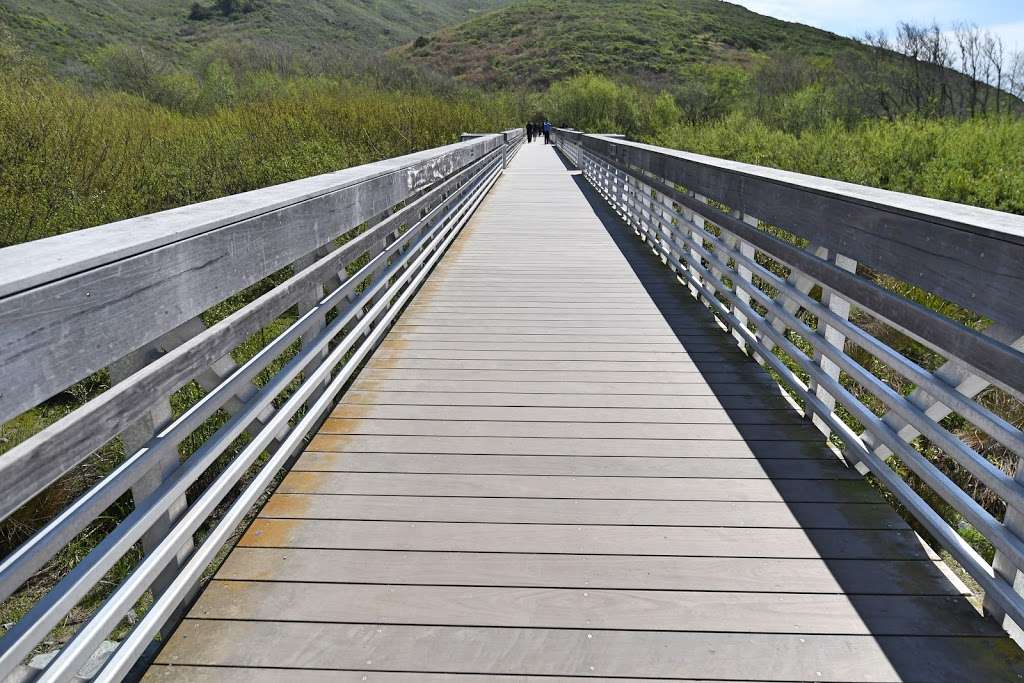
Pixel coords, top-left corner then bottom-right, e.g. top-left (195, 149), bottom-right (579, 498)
top-left (526, 122), bottom-right (533, 142)
top-left (543, 120), bottom-right (551, 144)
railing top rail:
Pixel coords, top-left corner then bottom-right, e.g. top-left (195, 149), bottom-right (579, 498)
top-left (0, 134), bottom-right (506, 299)
top-left (559, 129), bottom-right (1024, 244)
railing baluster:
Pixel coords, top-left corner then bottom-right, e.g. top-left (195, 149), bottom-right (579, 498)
top-left (719, 212), bottom-right (752, 353)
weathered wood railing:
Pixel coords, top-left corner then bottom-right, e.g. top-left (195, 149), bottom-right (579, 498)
top-left (0, 129), bottom-right (523, 680)
top-left (554, 128), bottom-right (1024, 639)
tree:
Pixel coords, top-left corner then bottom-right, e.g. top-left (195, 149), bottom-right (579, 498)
top-left (890, 22), bottom-right (954, 117)
top-left (981, 32), bottom-right (1006, 114)
top-left (1010, 50), bottom-right (1024, 102)
top-left (216, 0), bottom-right (239, 17)
top-left (188, 3), bottom-right (212, 20)
top-left (89, 45), bottom-right (166, 99)
top-left (953, 22), bottom-right (982, 116)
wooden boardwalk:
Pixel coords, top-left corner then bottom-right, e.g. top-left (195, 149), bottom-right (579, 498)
top-left (145, 142), bottom-right (1024, 681)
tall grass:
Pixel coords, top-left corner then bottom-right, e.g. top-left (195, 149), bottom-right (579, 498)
top-left (0, 68), bottom-right (522, 247)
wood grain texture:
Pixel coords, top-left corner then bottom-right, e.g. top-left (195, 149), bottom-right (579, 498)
top-left (143, 669), bottom-right (766, 683)
top-left (155, 621), bottom-right (1024, 682)
top-left (190, 580), bottom-right (996, 636)
top-left (216, 549), bottom-right (958, 594)
top-left (149, 142), bottom-right (1021, 682)
top-left (329, 403), bottom-right (804, 424)
top-left (257, 493), bottom-right (903, 528)
top-left (306, 434), bottom-right (840, 457)
top-left (238, 518), bottom-right (935, 559)
top-left (290, 452), bottom-right (858, 478)
top-left (275, 472), bottom-right (874, 501)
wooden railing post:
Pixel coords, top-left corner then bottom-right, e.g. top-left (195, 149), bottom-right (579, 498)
top-left (293, 245), bottom-right (336, 408)
top-left (108, 325), bottom-right (193, 618)
top-left (994, 483), bottom-right (1024, 642)
top-left (808, 251), bottom-right (858, 438)
top-left (719, 212), bottom-right (754, 354)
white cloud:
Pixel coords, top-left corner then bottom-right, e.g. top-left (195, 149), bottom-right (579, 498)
top-left (986, 20), bottom-right (1024, 50)
top-left (733, 0), bottom-right (961, 36)
top-left (732, 0), bottom-right (1024, 48)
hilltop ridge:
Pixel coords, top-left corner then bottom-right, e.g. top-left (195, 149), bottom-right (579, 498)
top-left (397, 0), bottom-right (861, 88)
top-left (0, 0), bottom-right (512, 72)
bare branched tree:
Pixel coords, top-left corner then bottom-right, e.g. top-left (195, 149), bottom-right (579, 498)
top-left (1010, 50), bottom-right (1024, 101)
top-left (981, 31), bottom-right (1006, 113)
top-left (953, 22), bottom-right (982, 116)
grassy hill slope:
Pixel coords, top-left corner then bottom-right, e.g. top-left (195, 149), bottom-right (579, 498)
top-left (0, 0), bottom-right (512, 73)
top-left (399, 0), bottom-right (862, 87)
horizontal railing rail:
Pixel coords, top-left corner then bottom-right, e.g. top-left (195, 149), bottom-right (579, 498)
top-left (0, 129), bottom-right (522, 680)
top-left (554, 128), bottom-right (1024, 641)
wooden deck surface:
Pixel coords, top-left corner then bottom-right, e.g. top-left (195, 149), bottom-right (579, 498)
top-left (145, 141), bottom-right (1024, 682)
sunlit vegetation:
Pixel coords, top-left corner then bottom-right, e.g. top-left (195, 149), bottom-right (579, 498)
top-left (0, 44), bottom-right (521, 248)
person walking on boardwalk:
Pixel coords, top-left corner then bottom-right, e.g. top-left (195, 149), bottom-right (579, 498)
top-left (526, 122), bottom-right (534, 143)
top-left (543, 120), bottom-right (551, 144)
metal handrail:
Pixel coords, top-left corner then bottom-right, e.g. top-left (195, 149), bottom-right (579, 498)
top-left (0, 129), bottom-right (522, 679)
top-left (554, 128), bottom-right (1024, 639)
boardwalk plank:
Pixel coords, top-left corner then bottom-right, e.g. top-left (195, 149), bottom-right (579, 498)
top-left (144, 668), bottom-right (766, 682)
top-left (340, 390), bottom-right (792, 410)
top-left (367, 358), bottom-right (744, 372)
top-left (258, 494), bottom-right (904, 528)
top-left (302, 435), bottom-right (847, 459)
top-left (349, 378), bottom-right (783, 395)
top-left (318, 418), bottom-right (819, 441)
top-left (276, 471), bottom-right (875, 501)
top-left (291, 452), bottom-right (858, 478)
top-left (189, 581), bottom-right (996, 636)
top-left (154, 621), bottom-right (1023, 682)
top-left (358, 368), bottom-right (771, 383)
top-left (239, 519), bottom-right (937, 559)
top-left (216, 549), bottom-right (960, 594)
top-left (330, 403), bottom-right (804, 424)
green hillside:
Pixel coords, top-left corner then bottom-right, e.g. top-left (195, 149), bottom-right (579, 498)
top-left (399, 0), bottom-right (862, 87)
top-left (0, 0), bottom-right (512, 73)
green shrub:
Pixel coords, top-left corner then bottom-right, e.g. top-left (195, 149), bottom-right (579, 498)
top-left (539, 73), bottom-right (679, 137)
top-left (651, 113), bottom-right (1024, 214)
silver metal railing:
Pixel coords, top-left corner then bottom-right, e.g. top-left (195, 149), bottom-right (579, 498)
top-left (0, 129), bottom-right (524, 680)
top-left (554, 128), bottom-right (1024, 640)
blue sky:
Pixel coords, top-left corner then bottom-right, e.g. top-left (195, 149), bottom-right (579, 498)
top-left (733, 0), bottom-right (1024, 50)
